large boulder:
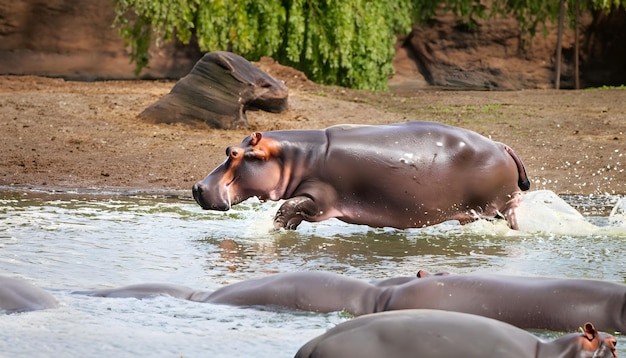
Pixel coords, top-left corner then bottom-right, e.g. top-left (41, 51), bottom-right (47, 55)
top-left (139, 51), bottom-right (289, 129)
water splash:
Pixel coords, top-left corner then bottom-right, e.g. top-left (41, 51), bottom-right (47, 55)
top-left (515, 190), bottom-right (626, 236)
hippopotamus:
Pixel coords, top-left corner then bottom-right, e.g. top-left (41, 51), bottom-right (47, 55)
top-left (377, 273), bottom-right (626, 332)
top-left (192, 121), bottom-right (530, 230)
top-left (295, 310), bottom-right (618, 358)
top-left (0, 276), bottom-right (58, 314)
top-left (76, 271), bottom-right (626, 333)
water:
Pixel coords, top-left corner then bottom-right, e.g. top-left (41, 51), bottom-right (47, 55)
top-left (0, 189), bottom-right (624, 357)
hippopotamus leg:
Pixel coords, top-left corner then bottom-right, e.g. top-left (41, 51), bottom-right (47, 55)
top-left (445, 191), bottom-right (523, 229)
top-left (499, 191), bottom-right (523, 229)
top-left (273, 196), bottom-right (318, 229)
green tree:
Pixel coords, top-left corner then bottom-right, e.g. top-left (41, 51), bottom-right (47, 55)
top-left (113, 0), bottom-right (625, 90)
top-left (114, 0), bottom-right (413, 90)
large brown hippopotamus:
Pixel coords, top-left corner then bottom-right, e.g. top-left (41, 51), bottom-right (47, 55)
top-left (76, 271), bottom-right (626, 333)
top-left (0, 276), bottom-right (58, 314)
top-left (295, 310), bottom-right (618, 358)
top-left (192, 121), bottom-right (530, 230)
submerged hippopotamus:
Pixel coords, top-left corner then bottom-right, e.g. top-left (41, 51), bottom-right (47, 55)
top-left (295, 310), bottom-right (618, 358)
top-left (192, 121), bottom-right (530, 229)
top-left (77, 271), bottom-right (626, 333)
top-left (0, 276), bottom-right (58, 314)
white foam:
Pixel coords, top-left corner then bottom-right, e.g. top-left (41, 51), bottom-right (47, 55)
top-left (515, 190), bottom-right (626, 236)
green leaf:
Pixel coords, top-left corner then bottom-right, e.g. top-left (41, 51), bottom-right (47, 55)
top-left (112, 0), bottom-right (626, 89)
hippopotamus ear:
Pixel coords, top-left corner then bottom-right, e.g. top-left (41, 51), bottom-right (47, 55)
top-left (582, 322), bottom-right (597, 341)
top-left (250, 132), bottom-right (262, 146)
top-left (416, 270), bottom-right (451, 278)
top-left (590, 323), bottom-right (619, 358)
top-left (248, 132), bottom-right (281, 161)
top-left (578, 322), bottom-right (614, 355)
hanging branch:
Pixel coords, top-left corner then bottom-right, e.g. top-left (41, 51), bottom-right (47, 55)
top-left (113, 0), bottom-right (626, 90)
top-left (574, 0), bottom-right (580, 89)
top-left (555, 0), bottom-right (566, 89)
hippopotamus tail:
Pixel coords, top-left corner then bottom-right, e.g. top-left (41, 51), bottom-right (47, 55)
top-left (502, 144), bottom-right (531, 191)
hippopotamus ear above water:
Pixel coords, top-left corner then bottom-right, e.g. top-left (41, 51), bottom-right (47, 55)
top-left (416, 270), bottom-right (450, 278)
top-left (578, 322), bottom-right (618, 358)
top-left (583, 322), bottom-right (598, 341)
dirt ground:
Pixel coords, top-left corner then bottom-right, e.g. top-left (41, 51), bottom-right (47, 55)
top-left (1, 73), bottom-right (625, 198)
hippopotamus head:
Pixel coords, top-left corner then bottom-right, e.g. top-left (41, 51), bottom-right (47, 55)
top-left (555, 322), bottom-right (618, 358)
top-left (193, 132), bottom-right (283, 210)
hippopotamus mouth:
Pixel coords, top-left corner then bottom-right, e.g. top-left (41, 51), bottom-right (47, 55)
top-left (192, 178), bottom-right (236, 211)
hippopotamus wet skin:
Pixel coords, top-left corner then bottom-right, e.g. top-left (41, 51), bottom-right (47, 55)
top-left (78, 272), bottom-right (626, 333)
top-left (0, 276), bottom-right (58, 314)
top-left (295, 310), bottom-right (618, 358)
top-left (193, 121), bottom-right (530, 229)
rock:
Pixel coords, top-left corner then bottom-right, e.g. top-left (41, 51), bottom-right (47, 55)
top-left (0, 0), bottom-right (200, 80)
top-left (390, 10), bottom-right (626, 91)
top-left (138, 51), bottom-right (289, 129)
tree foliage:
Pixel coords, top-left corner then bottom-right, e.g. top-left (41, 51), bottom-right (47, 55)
top-left (114, 0), bottom-right (413, 90)
top-left (113, 0), bottom-right (626, 90)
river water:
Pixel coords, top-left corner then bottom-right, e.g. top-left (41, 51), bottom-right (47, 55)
top-left (0, 189), bottom-right (624, 357)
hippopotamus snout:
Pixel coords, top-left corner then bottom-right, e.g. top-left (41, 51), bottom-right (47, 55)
top-left (191, 182), bottom-right (206, 208)
top-left (192, 182), bottom-right (229, 211)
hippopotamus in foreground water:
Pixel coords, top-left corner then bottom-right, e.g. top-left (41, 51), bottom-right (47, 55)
top-left (77, 271), bottom-right (626, 333)
top-left (192, 121), bottom-right (530, 230)
top-left (295, 310), bottom-right (618, 358)
top-left (0, 276), bottom-right (58, 314)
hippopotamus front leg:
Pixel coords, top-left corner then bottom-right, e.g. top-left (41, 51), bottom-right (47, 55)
top-left (274, 196), bottom-right (319, 230)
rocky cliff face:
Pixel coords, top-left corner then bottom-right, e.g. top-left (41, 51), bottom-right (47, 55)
top-left (390, 10), bottom-right (626, 90)
top-left (1, 0), bottom-right (624, 89)
top-left (0, 0), bottom-right (200, 80)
